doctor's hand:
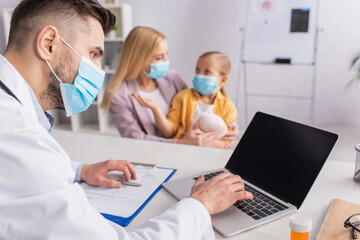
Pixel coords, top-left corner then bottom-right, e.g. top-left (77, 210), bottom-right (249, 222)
top-left (81, 160), bottom-right (137, 188)
top-left (190, 172), bottom-right (253, 215)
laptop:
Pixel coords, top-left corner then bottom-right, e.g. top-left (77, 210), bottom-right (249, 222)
top-left (163, 112), bottom-right (338, 237)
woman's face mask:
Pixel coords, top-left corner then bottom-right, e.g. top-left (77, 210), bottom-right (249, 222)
top-left (145, 61), bottom-right (170, 79)
top-left (45, 36), bottom-right (105, 117)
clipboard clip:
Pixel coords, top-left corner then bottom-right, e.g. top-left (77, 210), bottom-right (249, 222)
top-left (131, 162), bottom-right (156, 169)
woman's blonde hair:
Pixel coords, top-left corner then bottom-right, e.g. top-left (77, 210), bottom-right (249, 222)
top-left (198, 51), bottom-right (231, 97)
top-left (101, 26), bottom-right (166, 110)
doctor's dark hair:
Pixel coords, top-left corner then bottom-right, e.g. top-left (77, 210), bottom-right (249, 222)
top-left (7, 0), bottom-right (115, 51)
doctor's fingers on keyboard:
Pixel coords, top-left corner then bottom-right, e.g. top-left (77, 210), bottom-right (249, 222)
top-left (234, 190), bottom-right (253, 201)
top-left (222, 175), bottom-right (245, 191)
top-left (194, 175), bottom-right (205, 185)
top-left (211, 172), bottom-right (232, 180)
top-left (225, 174), bottom-right (243, 184)
top-left (209, 173), bottom-right (241, 187)
top-left (226, 182), bottom-right (245, 193)
top-left (212, 172), bottom-right (244, 184)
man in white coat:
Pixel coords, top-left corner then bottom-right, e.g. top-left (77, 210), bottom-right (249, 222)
top-left (0, 0), bottom-right (253, 239)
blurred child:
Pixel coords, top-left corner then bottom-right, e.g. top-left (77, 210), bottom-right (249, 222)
top-left (133, 51), bottom-right (237, 148)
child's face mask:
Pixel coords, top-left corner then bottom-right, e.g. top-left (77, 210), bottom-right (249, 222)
top-left (192, 75), bottom-right (220, 95)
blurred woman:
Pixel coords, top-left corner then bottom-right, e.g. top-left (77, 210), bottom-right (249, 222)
top-left (102, 26), bottom-right (237, 147)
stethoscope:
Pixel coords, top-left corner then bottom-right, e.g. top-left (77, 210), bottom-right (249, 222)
top-left (0, 80), bottom-right (22, 104)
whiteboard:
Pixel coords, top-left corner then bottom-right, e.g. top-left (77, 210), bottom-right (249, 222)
top-left (242, 0), bottom-right (318, 64)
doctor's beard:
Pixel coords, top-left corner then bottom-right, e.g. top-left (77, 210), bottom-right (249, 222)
top-left (42, 49), bottom-right (77, 111)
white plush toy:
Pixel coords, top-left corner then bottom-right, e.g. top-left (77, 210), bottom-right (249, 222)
top-left (197, 112), bottom-right (228, 138)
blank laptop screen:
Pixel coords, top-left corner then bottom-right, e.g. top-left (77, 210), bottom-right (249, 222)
top-left (225, 112), bottom-right (338, 208)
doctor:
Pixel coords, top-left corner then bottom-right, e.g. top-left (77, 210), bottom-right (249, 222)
top-left (0, 0), bottom-right (253, 239)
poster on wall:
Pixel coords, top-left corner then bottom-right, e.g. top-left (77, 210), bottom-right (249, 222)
top-left (252, 0), bottom-right (285, 13)
top-left (290, 9), bottom-right (310, 32)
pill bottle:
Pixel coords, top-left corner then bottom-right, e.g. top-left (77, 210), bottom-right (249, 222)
top-left (289, 214), bottom-right (312, 240)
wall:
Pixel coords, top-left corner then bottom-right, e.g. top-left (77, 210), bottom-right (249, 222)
top-left (315, 0), bottom-right (360, 126)
top-left (0, 0), bottom-right (18, 53)
top-left (1, 0), bottom-right (360, 127)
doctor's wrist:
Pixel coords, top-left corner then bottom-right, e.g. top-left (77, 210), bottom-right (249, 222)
top-left (80, 164), bottom-right (89, 182)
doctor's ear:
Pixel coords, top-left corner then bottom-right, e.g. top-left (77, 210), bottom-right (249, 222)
top-left (36, 25), bottom-right (60, 61)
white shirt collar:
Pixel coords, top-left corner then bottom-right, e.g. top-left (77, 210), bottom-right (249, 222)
top-left (0, 55), bottom-right (54, 133)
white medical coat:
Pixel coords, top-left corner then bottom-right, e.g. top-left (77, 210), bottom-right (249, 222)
top-left (0, 55), bottom-right (214, 240)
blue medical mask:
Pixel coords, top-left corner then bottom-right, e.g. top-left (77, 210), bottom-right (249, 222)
top-left (146, 61), bottom-right (170, 79)
top-left (45, 36), bottom-right (105, 117)
top-left (192, 75), bottom-right (220, 95)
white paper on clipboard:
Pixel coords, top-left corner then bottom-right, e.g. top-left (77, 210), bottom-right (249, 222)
top-left (80, 166), bottom-right (174, 218)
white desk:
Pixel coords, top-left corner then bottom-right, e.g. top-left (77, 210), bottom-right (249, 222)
top-left (52, 129), bottom-right (360, 240)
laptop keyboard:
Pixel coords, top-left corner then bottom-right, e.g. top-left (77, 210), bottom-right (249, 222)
top-left (193, 171), bottom-right (226, 181)
top-left (193, 171), bottom-right (289, 220)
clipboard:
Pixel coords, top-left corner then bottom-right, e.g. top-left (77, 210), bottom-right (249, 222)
top-left (81, 166), bottom-right (177, 227)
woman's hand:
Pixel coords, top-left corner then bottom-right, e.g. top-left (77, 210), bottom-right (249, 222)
top-left (133, 92), bottom-right (175, 137)
top-left (177, 129), bottom-right (216, 147)
top-left (132, 92), bottom-right (158, 111)
top-left (221, 123), bottom-right (239, 149)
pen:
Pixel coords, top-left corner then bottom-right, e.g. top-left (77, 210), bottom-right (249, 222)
top-left (119, 180), bottom-right (142, 187)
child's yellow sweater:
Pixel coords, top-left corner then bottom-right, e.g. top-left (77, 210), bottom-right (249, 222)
top-left (166, 88), bottom-right (237, 139)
